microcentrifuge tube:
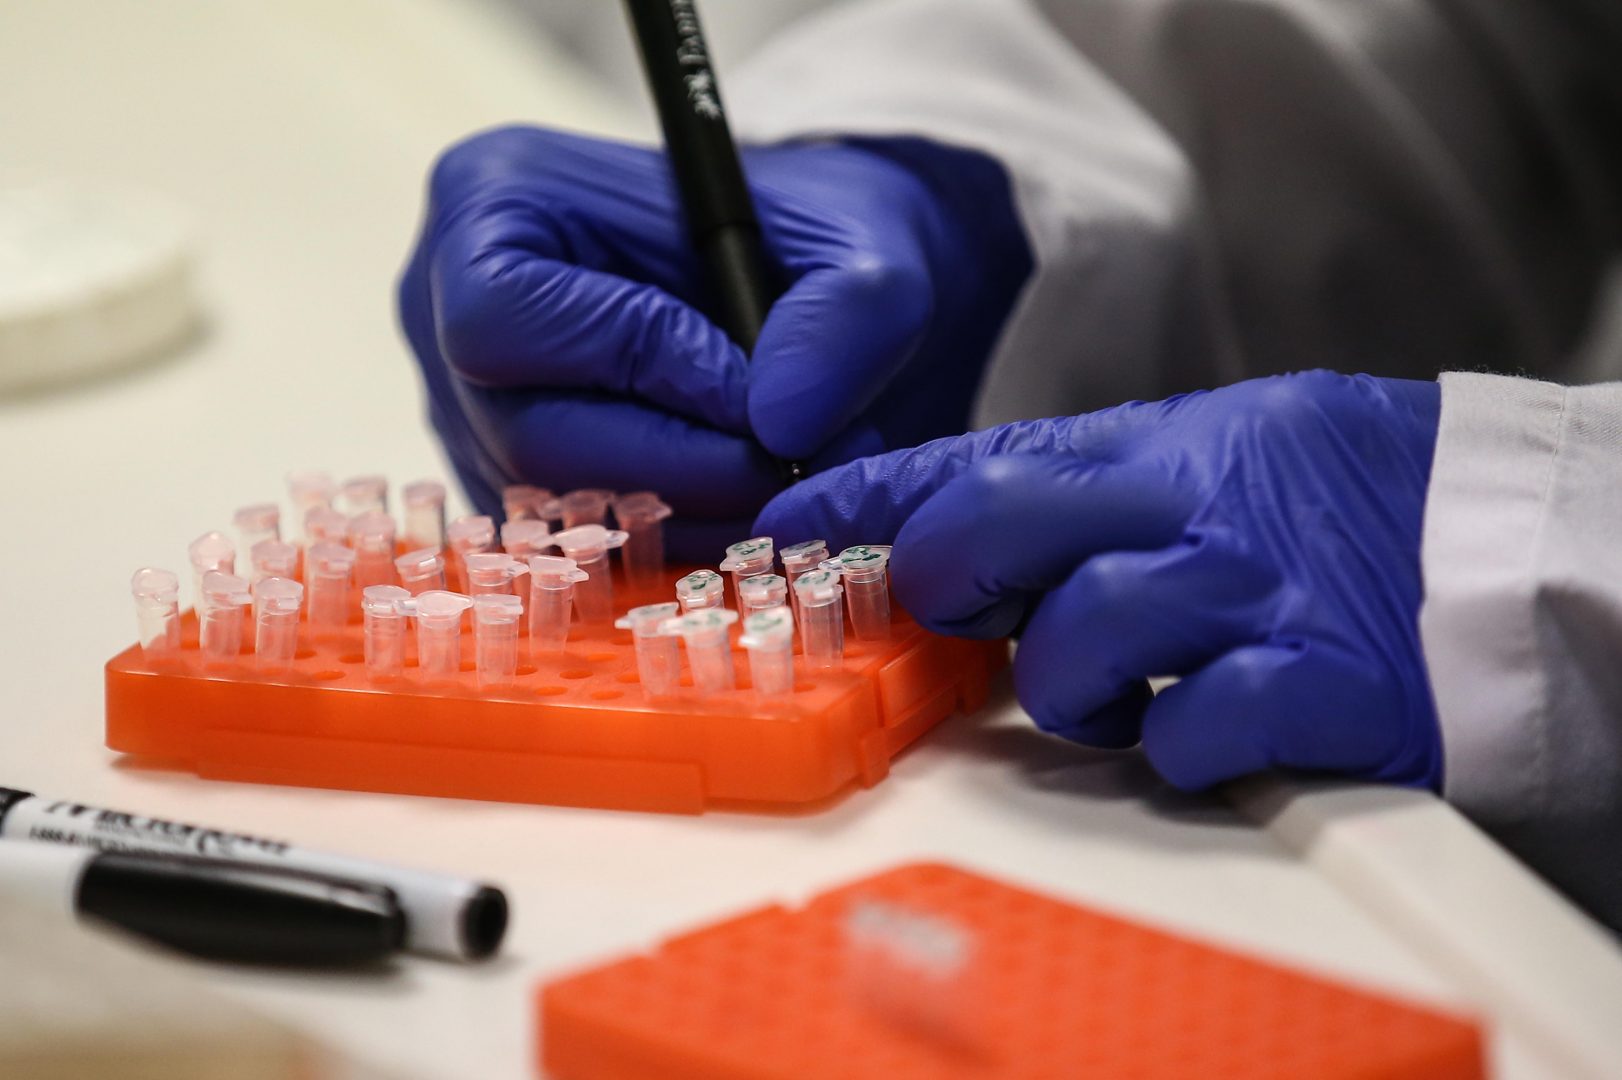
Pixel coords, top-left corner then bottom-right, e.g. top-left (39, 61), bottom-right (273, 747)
top-left (130, 568), bottom-right (181, 655)
top-left (793, 569), bottom-right (845, 671)
top-left (233, 503), bottom-right (281, 553)
top-left (464, 552), bottom-right (528, 596)
top-left (253, 577), bottom-right (304, 669)
top-left (473, 594), bottom-right (524, 687)
top-left (414, 590), bottom-right (473, 680)
top-left (675, 569), bottom-right (724, 613)
top-left (550, 525), bottom-right (628, 623)
top-left (347, 510), bottom-right (398, 591)
top-left (738, 573), bottom-right (789, 623)
top-left (361, 584), bottom-right (413, 679)
top-left (659, 608), bottom-right (740, 695)
top-left (287, 471), bottom-right (336, 533)
top-left (305, 541), bottom-right (356, 631)
top-left (527, 555), bottom-right (588, 655)
top-left (250, 539), bottom-right (298, 586)
top-left (304, 507), bottom-right (348, 548)
top-left (614, 603), bottom-right (681, 699)
top-left (198, 570), bottom-right (252, 662)
top-left (719, 537), bottom-right (774, 608)
top-left (612, 492), bottom-right (672, 588)
top-left (339, 474), bottom-right (388, 516)
top-left (187, 531), bottom-right (235, 614)
top-left (503, 484), bottom-right (556, 524)
top-left (827, 545), bottom-right (893, 641)
top-left (401, 479), bottom-right (447, 551)
top-left (394, 547), bottom-right (446, 596)
top-left (779, 539), bottom-right (828, 621)
top-left (560, 489), bottom-right (614, 530)
top-left (446, 515), bottom-right (496, 593)
top-left (501, 519), bottom-right (554, 564)
top-left (740, 606), bottom-right (795, 698)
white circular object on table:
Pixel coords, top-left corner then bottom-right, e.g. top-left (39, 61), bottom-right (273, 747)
top-left (0, 185), bottom-right (199, 393)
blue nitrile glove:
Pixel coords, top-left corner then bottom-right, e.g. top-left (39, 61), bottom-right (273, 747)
top-left (757, 372), bottom-right (1445, 791)
top-left (397, 126), bottom-right (1031, 560)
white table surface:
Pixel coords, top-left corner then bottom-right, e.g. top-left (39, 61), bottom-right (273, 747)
top-left (1, 4), bottom-right (1618, 1079)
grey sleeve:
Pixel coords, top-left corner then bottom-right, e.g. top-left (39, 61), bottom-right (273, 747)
top-left (1421, 372), bottom-right (1622, 932)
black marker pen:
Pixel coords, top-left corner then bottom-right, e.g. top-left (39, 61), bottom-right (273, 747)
top-left (0, 787), bottom-right (508, 962)
top-left (0, 839), bottom-right (404, 965)
top-left (623, 0), bottom-right (805, 483)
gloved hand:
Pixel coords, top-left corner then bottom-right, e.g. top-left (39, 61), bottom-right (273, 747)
top-left (398, 126), bottom-right (1031, 559)
top-left (757, 371), bottom-right (1445, 791)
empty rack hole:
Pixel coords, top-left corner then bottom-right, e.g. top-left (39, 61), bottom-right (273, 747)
top-left (338, 653), bottom-right (364, 665)
top-left (559, 669), bottom-right (592, 680)
top-left (534, 686), bottom-right (567, 696)
top-left (313, 670), bottom-right (345, 681)
top-left (589, 690), bottom-right (623, 701)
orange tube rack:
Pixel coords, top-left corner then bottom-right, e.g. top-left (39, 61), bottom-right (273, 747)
top-left (105, 567), bottom-right (1006, 814)
top-left (539, 862), bottom-right (1485, 1079)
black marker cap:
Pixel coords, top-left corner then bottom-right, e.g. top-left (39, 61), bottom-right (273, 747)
top-left (77, 853), bottom-right (406, 966)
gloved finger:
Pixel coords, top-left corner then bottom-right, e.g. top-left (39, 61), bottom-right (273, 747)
top-left (1136, 644), bottom-right (1301, 791)
top-left (890, 454), bottom-right (1199, 638)
top-left (427, 127), bottom-right (704, 303)
top-left (747, 254), bottom-right (932, 461)
top-left (429, 204), bottom-right (751, 433)
top-left (462, 386), bottom-right (783, 521)
top-left (1013, 532), bottom-right (1282, 741)
top-left (1026, 680), bottom-right (1154, 750)
top-left (753, 412), bottom-right (1148, 553)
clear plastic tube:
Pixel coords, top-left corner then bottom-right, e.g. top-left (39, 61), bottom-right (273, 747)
top-left (253, 577), bottom-right (304, 669)
top-left (740, 607), bottom-right (795, 698)
top-left (793, 569), bottom-right (845, 671)
top-left (738, 573), bottom-right (788, 623)
top-left (551, 525), bottom-right (628, 623)
top-left (502, 484), bottom-right (555, 524)
top-left (362, 585), bottom-right (413, 679)
top-left (233, 503), bottom-right (281, 553)
top-left (559, 489), bottom-right (614, 530)
top-left (401, 479), bottom-right (447, 551)
top-left (675, 569), bottom-right (724, 613)
top-left (287, 471), bottom-right (336, 535)
top-left (779, 539), bottom-right (828, 622)
top-left (394, 547), bottom-right (446, 596)
top-left (446, 515), bottom-right (496, 593)
top-left (249, 539), bottom-right (299, 586)
top-left (303, 507), bottom-right (348, 548)
top-left (347, 510), bottom-right (398, 591)
top-left (614, 602), bottom-right (682, 699)
top-left (827, 546), bottom-right (893, 641)
top-left (339, 474), bottom-right (388, 516)
top-left (612, 492), bottom-right (672, 588)
top-left (719, 536), bottom-right (774, 609)
top-left (414, 590), bottom-right (473, 679)
top-left (187, 531), bottom-right (235, 614)
top-left (660, 608), bottom-right (739, 695)
top-left (130, 568), bottom-right (181, 655)
top-left (198, 570), bottom-right (252, 662)
top-left (501, 519), bottom-right (554, 564)
top-left (464, 552), bottom-right (528, 596)
top-left (528, 555), bottom-right (588, 655)
top-left (305, 541), bottom-right (356, 631)
top-left (473, 594), bottom-right (524, 687)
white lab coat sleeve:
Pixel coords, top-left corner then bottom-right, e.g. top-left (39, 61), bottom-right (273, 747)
top-left (1420, 371), bottom-right (1622, 930)
top-left (726, 0), bottom-right (1233, 427)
